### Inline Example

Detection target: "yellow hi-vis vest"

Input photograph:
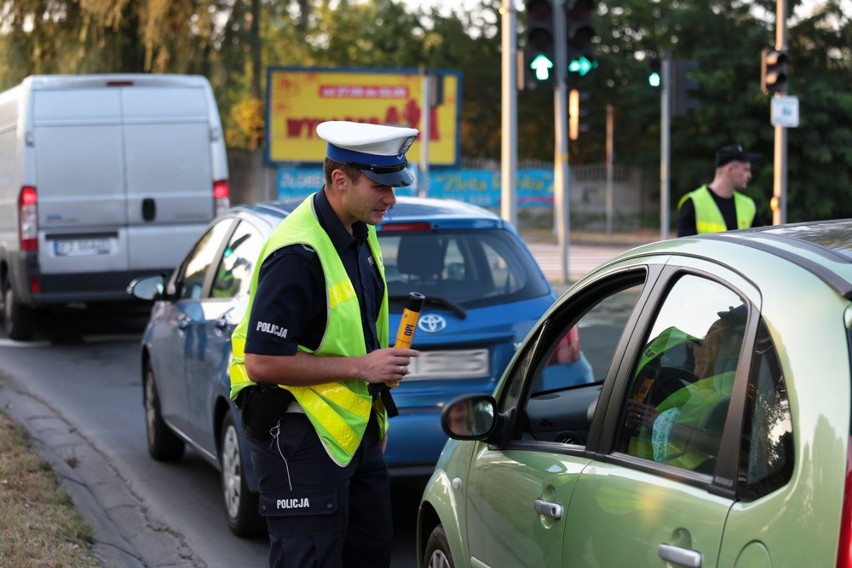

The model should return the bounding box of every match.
[677,185,756,234]
[630,371,734,471]
[228,194,390,467]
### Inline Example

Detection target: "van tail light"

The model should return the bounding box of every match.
[837,437,852,567]
[213,179,230,217]
[19,186,38,251]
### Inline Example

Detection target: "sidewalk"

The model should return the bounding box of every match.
[519,227,662,247]
[519,229,660,293]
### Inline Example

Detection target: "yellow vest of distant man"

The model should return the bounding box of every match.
[678,185,756,234]
[229,195,390,467]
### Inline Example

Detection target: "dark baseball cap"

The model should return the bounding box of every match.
[715,144,761,167]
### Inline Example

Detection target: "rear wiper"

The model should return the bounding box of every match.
[389,294,467,319]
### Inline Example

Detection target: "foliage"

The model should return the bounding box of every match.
[0,0,849,223]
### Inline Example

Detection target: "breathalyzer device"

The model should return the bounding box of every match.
[387,292,425,387]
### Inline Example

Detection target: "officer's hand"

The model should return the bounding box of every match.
[360,348,420,384]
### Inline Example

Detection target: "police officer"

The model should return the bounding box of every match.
[229,120,420,568]
[676,144,763,237]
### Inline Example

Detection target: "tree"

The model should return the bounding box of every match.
[0,0,849,224]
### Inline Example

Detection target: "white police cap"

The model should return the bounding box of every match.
[317,121,419,187]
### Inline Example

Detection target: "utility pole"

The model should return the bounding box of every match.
[419,70,431,198]
[773,0,788,225]
[605,104,614,234]
[660,54,671,240]
[501,0,518,227]
[553,0,571,285]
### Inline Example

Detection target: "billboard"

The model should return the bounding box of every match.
[265,67,461,166]
[276,166,556,208]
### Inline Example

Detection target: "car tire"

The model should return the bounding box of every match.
[143,361,185,461]
[3,282,36,341]
[220,410,264,537]
[424,524,455,568]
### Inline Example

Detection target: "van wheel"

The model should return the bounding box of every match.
[144,361,185,461]
[3,284,36,341]
[220,411,264,537]
[424,525,455,568]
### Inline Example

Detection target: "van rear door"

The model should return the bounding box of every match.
[122,84,215,271]
[33,86,131,276]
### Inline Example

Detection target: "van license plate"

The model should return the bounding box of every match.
[53,239,111,256]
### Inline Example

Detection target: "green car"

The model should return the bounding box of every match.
[418,219,852,568]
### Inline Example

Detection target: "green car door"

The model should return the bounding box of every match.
[464,447,592,567]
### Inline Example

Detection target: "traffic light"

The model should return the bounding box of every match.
[566,0,595,76]
[524,0,555,83]
[648,57,661,88]
[672,59,699,116]
[761,47,788,95]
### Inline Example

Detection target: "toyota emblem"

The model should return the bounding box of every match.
[418,314,446,333]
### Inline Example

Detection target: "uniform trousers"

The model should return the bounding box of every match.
[247,410,392,568]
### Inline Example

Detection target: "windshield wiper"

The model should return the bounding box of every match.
[389,294,467,319]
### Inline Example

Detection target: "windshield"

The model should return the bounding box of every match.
[378,229,551,309]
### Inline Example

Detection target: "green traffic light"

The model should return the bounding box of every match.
[647,56,662,88]
[648,72,661,87]
[530,53,554,81]
[568,55,597,77]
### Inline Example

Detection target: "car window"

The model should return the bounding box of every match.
[176,217,234,300]
[738,319,793,499]
[210,220,263,299]
[615,274,747,474]
[500,275,646,447]
[379,229,550,307]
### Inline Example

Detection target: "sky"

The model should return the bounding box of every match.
[404,0,489,17]
[405,0,851,22]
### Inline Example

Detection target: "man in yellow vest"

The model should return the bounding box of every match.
[229,121,420,567]
[676,144,763,237]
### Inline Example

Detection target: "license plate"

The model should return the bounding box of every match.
[407,348,490,380]
[53,238,112,256]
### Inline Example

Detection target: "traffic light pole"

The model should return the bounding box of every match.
[660,54,671,240]
[773,0,788,225]
[553,0,571,284]
[501,0,518,227]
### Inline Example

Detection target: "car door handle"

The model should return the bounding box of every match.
[533,499,563,520]
[657,544,702,568]
[215,307,236,330]
[177,315,191,330]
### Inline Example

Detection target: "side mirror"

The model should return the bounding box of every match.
[441,394,497,440]
[127,275,166,301]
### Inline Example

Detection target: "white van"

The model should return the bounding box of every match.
[0,74,230,340]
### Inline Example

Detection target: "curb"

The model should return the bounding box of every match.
[0,377,201,568]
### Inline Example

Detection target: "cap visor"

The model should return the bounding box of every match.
[745,152,761,162]
[362,168,415,187]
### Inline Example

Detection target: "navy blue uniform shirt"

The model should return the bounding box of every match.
[245,190,384,357]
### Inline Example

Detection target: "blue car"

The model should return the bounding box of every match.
[128,196,561,536]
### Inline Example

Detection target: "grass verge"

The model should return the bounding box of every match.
[0,409,100,567]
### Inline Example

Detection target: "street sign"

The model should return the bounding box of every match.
[771,95,799,128]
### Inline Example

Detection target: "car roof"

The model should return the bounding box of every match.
[229,195,510,231]
[610,218,852,301]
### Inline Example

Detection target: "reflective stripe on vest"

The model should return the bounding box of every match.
[228,194,389,466]
[677,185,756,234]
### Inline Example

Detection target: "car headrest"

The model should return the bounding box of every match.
[397,236,444,282]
